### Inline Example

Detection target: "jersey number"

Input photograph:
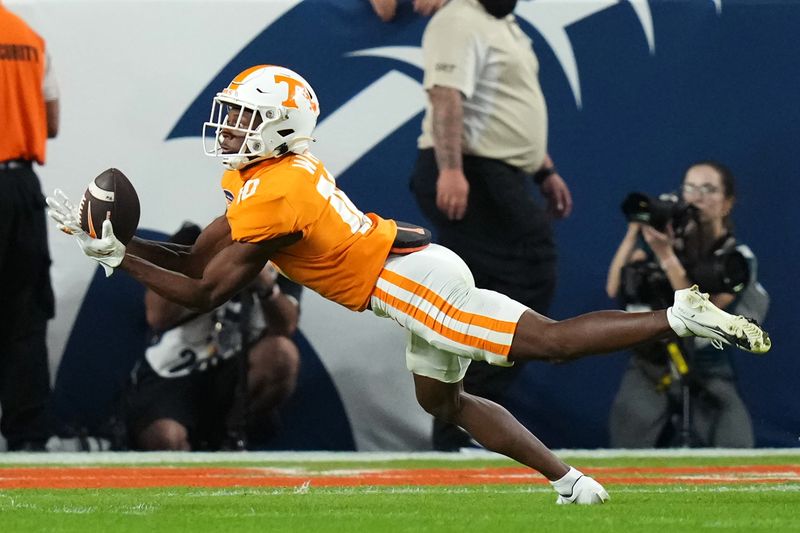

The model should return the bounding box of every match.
[316,169,371,235]
[238,178,260,203]
[236,157,372,235]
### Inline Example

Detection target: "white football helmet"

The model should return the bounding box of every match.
[203,65,320,170]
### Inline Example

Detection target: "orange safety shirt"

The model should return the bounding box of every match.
[0,6,48,164]
[221,152,397,311]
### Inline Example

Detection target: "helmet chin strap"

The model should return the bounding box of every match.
[286,136,315,154]
[222,155,252,170]
[221,135,316,169]
[221,136,272,170]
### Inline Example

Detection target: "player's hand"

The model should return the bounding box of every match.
[47,189,113,274]
[436,169,470,220]
[85,219,126,277]
[538,172,573,218]
[47,190,125,277]
[46,189,83,235]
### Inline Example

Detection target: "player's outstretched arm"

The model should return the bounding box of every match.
[121,233,298,312]
[126,215,232,276]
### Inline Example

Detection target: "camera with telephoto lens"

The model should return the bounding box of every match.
[619,260,673,309]
[617,191,750,308]
[693,245,750,294]
[619,250,750,309]
[621,192,697,232]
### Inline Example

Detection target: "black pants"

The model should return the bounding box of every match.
[608,343,754,448]
[410,149,557,450]
[0,165,55,450]
[124,356,245,451]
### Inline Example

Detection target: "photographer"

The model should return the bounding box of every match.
[606,161,766,448]
[124,222,301,451]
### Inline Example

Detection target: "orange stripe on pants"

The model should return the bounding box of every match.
[372,287,510,355]
[379,270,517,333]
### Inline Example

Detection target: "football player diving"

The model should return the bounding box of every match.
[46,65,771,504]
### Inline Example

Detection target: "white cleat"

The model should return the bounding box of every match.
[668,285,771,354]
[555,475,610,505]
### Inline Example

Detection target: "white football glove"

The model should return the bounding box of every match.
[46,189,126,277]
[46,188,82,235]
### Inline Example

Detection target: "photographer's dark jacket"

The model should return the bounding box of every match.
[621,233,767,378]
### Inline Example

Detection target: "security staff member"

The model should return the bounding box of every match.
[410,0,573,450]
[0,3,60,451]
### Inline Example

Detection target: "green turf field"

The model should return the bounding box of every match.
[1,451,798,532]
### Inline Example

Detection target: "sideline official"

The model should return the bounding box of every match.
[409,0,573,450]
[0,2,60,451]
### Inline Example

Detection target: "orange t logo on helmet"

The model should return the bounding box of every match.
[274,74,318,113]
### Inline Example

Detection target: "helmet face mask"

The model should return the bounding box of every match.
[203,65,320,170]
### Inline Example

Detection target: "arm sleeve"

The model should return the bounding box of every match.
[231,194,300,243]
[42,51,59,101]
[421,16,482,98]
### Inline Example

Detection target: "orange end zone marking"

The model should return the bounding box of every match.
[0,465,799,489]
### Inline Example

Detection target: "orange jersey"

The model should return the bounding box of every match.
[221,153,397,311]
[0,6,48,163]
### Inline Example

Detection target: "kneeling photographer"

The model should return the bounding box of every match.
[605,161,768,448]
[124,222,302,451]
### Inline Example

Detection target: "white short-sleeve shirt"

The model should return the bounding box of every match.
[43,51,59,101]
[417,0,548,174]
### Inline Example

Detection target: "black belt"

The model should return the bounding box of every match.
[0,159,32,170]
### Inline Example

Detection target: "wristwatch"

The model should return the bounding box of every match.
[533,166,556,185]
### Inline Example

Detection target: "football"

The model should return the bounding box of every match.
[79,168,140,245]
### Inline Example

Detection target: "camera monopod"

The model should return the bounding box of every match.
[666,342,691,447]
[656,341,691,446]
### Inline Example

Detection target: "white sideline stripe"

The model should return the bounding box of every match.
[1,448,800,464]
[253,485,800,495]
[3,487,797,503]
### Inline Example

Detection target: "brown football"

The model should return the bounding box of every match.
[78,168,140,245]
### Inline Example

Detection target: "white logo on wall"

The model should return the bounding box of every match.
[316,0,724,177]
[516,0,721,108]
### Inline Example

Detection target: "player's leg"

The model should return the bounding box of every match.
[509,284,771,361]
[413,373,608,504]
[508,307,671,362]
[401,332,607,504]
[374,245,663,366]
[375,245,769,366]
[432,361,524,451]
[431,245,556,451]
[414,373,566,477]
[373,247,609,502]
